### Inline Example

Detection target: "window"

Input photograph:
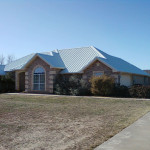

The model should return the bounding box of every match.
[93,71,104,77]
[33,67,45,90]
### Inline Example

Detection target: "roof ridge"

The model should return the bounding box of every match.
[58,46,92,52]
[90,46,106,59]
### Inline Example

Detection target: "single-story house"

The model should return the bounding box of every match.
[144,70,150,75]
[1,46,150,93]
[0,65,6,76]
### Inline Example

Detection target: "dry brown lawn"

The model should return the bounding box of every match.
[0,94,150,150]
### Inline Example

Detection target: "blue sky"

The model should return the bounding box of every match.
[0,0,150,69]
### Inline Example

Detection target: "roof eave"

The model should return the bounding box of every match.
[60,72,83,74]
[51,67,65,69]
[119,71,150,77]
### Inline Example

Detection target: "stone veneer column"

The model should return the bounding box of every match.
[49,70,57,93]
[25,71,29,92]
[15,71,20,91]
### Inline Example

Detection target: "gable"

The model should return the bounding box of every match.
[23,55,51,70]
[83,60,112,78]
[5,51,65,72]
[83,59,112,72]
[25,56,51,72]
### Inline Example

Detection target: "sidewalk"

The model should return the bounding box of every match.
[95,112,150,150]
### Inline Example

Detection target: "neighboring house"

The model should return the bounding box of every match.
[144,70,150,75]
[0,65,6,76]
[144,70,150,84]
[1,46,150,93]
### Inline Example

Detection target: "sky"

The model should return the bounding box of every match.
[0,0,150,69]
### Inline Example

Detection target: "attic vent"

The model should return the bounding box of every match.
[96,62,100,66]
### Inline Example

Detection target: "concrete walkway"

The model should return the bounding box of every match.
[95,112,150,150]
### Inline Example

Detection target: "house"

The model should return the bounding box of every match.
[144,70,150,75]
[0,65,6,76]
[1,46,150,93]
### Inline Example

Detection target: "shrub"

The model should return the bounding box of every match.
[0,76,15,93]
[129,85,150,98]
[79,79,91,96]
[54,75,91,96]
[114,85,130,97]
[90,75,115,96]
[54,74,150,98]
[54,75,70,95]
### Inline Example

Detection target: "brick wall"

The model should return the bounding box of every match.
[25,56,61,93]
[82,60,120,84]
[83,60,112,80]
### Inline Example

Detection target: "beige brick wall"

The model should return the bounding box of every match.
[15,71,25,91]
[83,60,113,80]
[82,60,120,84]
[25,56,61,93]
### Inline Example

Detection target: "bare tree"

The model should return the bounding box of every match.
[7,55,15,64]
[0,54,5,65]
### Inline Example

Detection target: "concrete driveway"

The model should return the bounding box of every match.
[95,112,150,150]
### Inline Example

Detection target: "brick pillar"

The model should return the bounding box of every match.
[25,72,29,92]
[49,71,57,93]
[15,71,20,91]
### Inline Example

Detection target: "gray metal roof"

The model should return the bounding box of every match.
[0,65,6,75]
[96,47,149,76]
[38,51,65,68]
[58,46,149,76]
[4,51,65,72]
[4,46,149,76]
[58,46,105,73]
[4,53,36,71]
